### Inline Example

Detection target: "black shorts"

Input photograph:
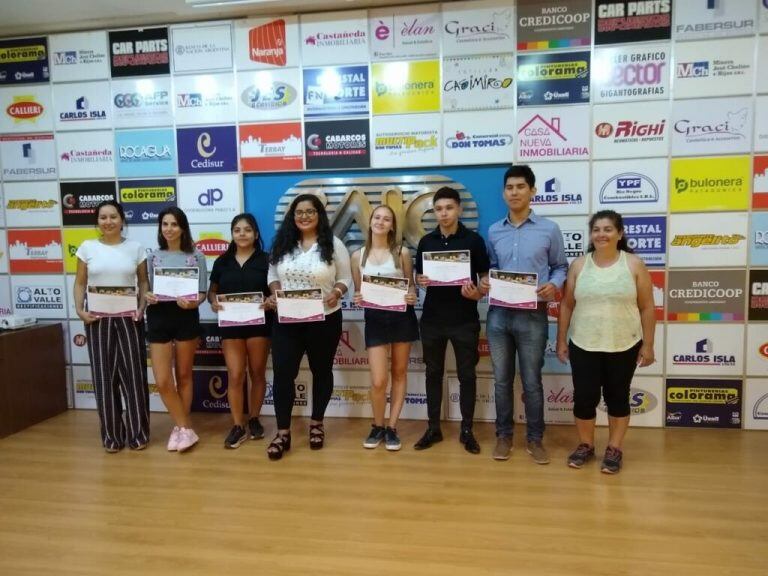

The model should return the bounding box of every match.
[218,313,274,340]
[364,306,419,348]
[146,302,201,343]
[568,340,642,419]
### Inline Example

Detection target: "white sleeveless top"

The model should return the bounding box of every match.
[570,251,642,352]
[360,247,402,277]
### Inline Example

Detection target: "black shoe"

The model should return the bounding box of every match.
[414,427,443,450]
[248,417,265,440]
[460,429,481,454]
[224,425,247,449]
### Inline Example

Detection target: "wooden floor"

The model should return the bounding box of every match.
[0,412,766,576]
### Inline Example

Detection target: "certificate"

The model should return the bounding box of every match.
[153,267,199,301]
[87,286,136,317]
[217,292,266,327]
[361,274,408,312]
[488,270,538,309]
[422,250,471,286]
[276,288,325,323]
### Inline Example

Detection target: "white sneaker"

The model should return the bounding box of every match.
[177,428,199,453]
[167,426,181,451]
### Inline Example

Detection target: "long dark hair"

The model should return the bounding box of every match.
[95,200,126,231]
[157,206,194,253]
[225,213,263,256]
[270,194,334,265]
[587,210,633,253]
[361,205,401,269]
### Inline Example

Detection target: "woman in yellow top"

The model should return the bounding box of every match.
[556,210,655,474]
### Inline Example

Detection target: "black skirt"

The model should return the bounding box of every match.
[364,306,419,348]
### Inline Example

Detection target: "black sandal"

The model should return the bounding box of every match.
[309,423,325,450]
[267,433,291,460]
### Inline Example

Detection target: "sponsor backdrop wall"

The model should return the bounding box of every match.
[1,0,768,430]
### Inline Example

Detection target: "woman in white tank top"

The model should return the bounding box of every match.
[556,210,656,474]
[351,205,419,451]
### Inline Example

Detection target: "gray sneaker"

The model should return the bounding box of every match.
[493,437,513,461]
[363,425,385,449]
[384,427,402,451]
[526,440,550,464]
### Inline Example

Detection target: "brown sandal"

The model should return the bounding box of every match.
[267,433,291,460]
[309,423,325,450]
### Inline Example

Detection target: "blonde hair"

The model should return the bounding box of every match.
[361,205,401,269]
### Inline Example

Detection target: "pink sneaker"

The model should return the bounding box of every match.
[167,426,181,451]
[177,428,199,453]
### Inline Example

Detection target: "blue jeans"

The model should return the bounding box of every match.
[487,306,548,441]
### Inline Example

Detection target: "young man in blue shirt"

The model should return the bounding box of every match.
[480,165,568,464]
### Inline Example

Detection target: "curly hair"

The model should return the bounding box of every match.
[270,194,335,265]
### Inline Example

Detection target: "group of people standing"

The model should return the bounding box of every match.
[74,164,655,473]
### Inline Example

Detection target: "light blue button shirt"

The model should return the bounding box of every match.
[486,210,568,294]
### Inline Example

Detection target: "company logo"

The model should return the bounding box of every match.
[597,0,672,32]
[444,10,512,40]
[241,82,296,110]
[304,30,367,48]
[119,144,171,161]
[59,147,113,163]
[518,60,588,81]
[517,114,587,159]
[73,333,86,347]
[0,43,46,63]
[752,282,768,311]
[306,133,321,151]
[445,130,512,149]
[113,91,168,108]
[198,188,222,206]
[374,21,391,41]
[375,80,435,97]
[195,235,229,257]
[531,177,583,206]
[672,338,736,366]
[14,285,63,310]
[6,199,57,211]
[674,175,744,194]
[374,131,438,151]
[111,37,169,68]
[443,75,513,92]
[599,173,659,204]
[241,130,303,160]
[176,93,202,108]
[249,19,287,66]
[674,108,748,140]
[59,96,107,122]
[595,120,666,141]
[562,230,585,259]
[196,132,216,158]
[668,280,743,299]
[670,234,745,248]
[753,392,768,420]
[6,96,43,122]
[599,388,658,415]
[677,61,709,78]
[667,386,740,405]
[53,51,77,65]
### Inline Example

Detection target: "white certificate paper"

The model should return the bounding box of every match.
[87,286,136,317]
[276,288,325,323]
[488,270,538,309]
[361,274,408,312]
[422,250,471,286]
[217,292,266,327]
[154,267,199,301]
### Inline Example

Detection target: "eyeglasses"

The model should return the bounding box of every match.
[294,209,318,218]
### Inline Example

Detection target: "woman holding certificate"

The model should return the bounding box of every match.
[556,210,655,474]
[208,213,272,449]
[145,207,207,453]
[265,194,351,460]
[74,200,150,453]
[351,206,418,451]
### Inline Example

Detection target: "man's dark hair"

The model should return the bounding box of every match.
[503,164,536,188]
[432,186,461,205]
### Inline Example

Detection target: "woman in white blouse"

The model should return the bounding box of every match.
[265,194,351,460]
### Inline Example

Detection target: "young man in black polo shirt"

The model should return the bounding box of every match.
[414,186,490,454]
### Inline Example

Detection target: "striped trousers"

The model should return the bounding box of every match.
[86,317,150,450]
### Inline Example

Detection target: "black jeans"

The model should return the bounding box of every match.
[271,310,343,430]
[420,318,480,430]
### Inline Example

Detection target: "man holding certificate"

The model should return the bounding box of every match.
[414,186,490,455]
[479,165,568,464]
